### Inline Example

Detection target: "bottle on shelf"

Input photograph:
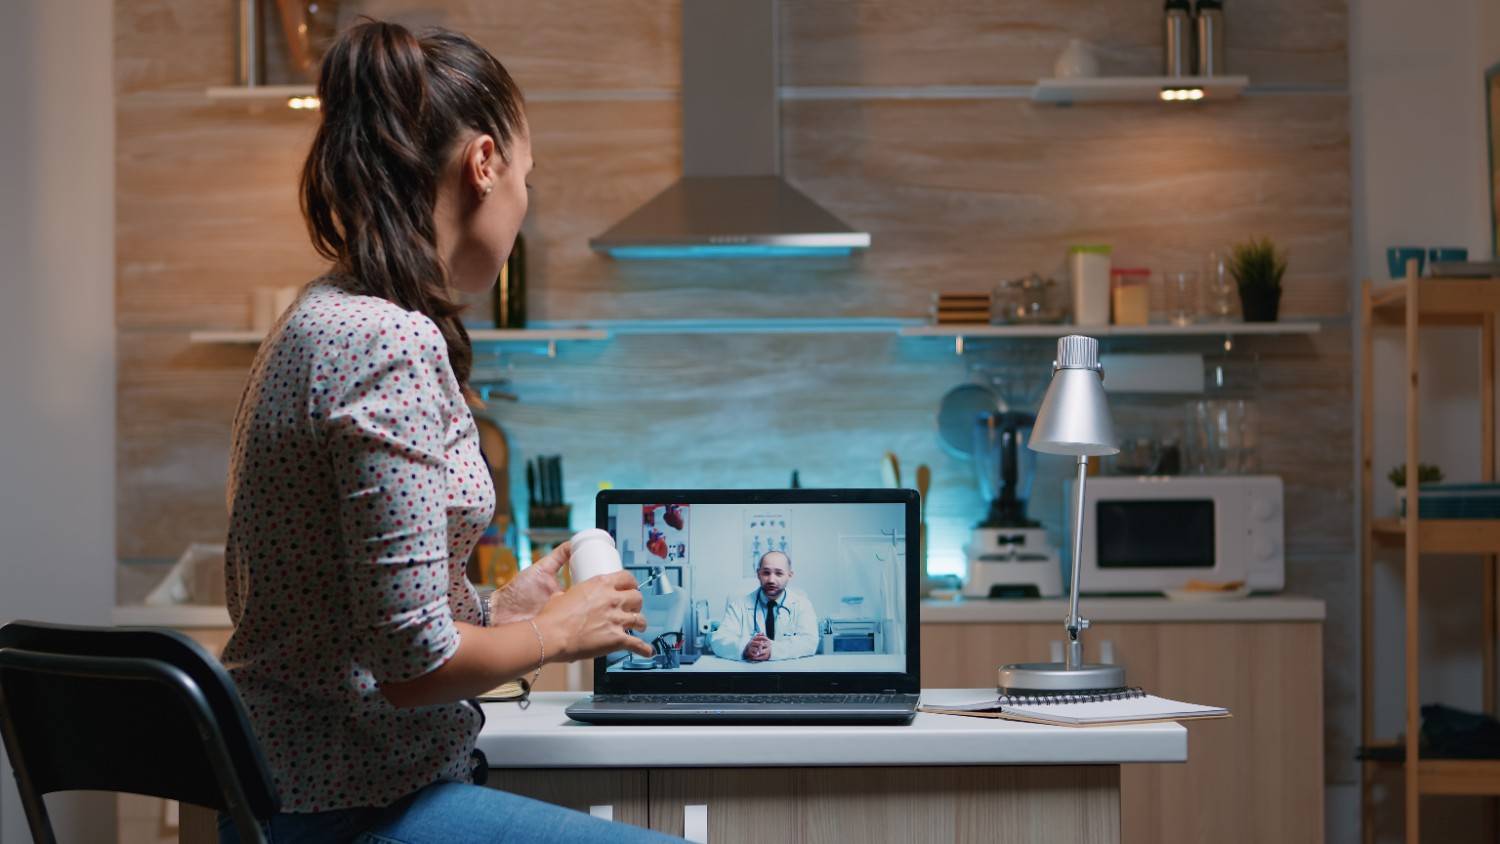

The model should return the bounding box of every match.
[1195,0,1226,77]
[1163,0,1194,76]
[493,231,527,329]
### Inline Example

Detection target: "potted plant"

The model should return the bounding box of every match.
[1229,236,1287,322]
[1389,463,1445,517]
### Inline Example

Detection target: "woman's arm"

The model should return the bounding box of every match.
[381,570,653,708]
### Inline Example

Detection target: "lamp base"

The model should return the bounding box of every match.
[997,662,1127,694]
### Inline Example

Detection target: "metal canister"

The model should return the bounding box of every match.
[1196,0,1226,76]
[1163,0,1194,77]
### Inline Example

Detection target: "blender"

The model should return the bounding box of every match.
[963,410,1063,598]
[938,351,1061,599]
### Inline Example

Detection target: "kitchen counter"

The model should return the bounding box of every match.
[117,595,1324,630]
[475,689,1185,768]
[921,594,1325,623]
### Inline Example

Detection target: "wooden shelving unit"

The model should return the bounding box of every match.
[1359,264,1500,842]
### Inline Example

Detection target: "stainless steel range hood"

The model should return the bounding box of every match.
[589,0,870,259]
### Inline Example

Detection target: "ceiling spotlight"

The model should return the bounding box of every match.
[1160,87,1205,102]
[287,96,321,110]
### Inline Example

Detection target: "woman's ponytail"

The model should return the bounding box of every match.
[300,20,525,387]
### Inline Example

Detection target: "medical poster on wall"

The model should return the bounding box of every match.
[643,504,690,564]
[745,510,791,575]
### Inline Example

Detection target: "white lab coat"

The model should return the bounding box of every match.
[711,587,820,661]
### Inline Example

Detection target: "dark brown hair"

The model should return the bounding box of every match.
[300,20,525,386]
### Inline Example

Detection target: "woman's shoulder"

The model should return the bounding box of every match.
[294,278,446,355]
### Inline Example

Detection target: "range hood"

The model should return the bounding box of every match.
[589,0,871,259]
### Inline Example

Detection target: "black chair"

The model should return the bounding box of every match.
[0,620,279,843]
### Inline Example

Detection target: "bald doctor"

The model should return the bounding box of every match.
[711,551,820,661]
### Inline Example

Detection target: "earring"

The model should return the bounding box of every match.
[482,185,493,198]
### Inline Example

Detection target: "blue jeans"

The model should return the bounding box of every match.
[218,780,682,844]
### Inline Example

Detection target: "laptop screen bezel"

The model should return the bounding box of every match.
[591,488,921,695]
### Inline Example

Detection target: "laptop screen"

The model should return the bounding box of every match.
[594,490,918,691]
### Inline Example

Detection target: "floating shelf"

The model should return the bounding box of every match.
[189,328,608,345]
[1031,75,1248,104]
[192,319,1321,347]
[1370,517,1500,554]
[205,85,315,101]
[899,321,1322,339]
[578,317,919,336]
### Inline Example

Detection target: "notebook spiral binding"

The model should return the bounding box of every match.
[995,687,1147,707]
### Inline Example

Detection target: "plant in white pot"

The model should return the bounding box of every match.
[1389,463,1445,517]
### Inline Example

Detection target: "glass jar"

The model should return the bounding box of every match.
[991,274,1063,325]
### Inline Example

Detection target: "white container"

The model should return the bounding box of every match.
[1069,245,1112,327]
[1053,39,1098,79]
[569,528,623,582]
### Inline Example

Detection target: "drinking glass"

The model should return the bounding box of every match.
[1162,271,1201,326]
[1202,249,1238,321]
[1186,399,1260,474]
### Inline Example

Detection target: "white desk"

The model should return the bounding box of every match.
[462,690,1183,843]
[477,689,1183,767]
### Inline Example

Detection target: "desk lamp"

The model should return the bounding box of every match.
[998,336,1126,693]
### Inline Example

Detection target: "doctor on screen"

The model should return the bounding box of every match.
[711,551,820,661]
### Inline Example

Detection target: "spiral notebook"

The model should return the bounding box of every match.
[919,687,1230,727]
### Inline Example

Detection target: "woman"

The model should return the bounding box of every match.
[219,20,673,843]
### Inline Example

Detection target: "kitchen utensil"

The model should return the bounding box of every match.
[991,274,1063,325]
[881,452,901,488]
[915,464,931,517]
[937,381,1003,458]
[1165,584,1252,601]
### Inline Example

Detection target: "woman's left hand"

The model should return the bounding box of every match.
[488,541,569,625]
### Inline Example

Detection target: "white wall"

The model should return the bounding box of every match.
[1352,0,1499,841]
[0,1,117,841]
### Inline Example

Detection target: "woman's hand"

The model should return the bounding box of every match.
[535,570,653,662]
[488,542,569,625]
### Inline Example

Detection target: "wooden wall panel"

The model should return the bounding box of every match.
[117,96,321,329]
[782,0,1348,88]
[360,0,680,93]
[782,95,1351,319]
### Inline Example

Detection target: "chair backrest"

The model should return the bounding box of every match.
[0,620,279,842]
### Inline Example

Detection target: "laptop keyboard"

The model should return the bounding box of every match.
[600,693,906,705]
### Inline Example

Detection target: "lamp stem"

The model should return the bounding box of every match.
[1066,454,1089,670]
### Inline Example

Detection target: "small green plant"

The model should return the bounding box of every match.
[1229,236,1287,295]
[1388,464,1445,487]
[1229,236,1288,321]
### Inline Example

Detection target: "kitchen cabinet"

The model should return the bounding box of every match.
[645,766,1118,843]
[484,769,648,829]
[921,619,1324,844]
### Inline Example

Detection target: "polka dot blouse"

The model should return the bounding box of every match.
[221,278,495,813]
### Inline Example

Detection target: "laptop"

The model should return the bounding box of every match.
[564,489,921,724]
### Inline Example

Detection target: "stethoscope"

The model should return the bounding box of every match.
[750,590,795,637]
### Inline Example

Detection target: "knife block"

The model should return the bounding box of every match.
[528,503,572,530]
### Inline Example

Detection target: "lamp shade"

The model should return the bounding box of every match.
[1028,336,1119,457]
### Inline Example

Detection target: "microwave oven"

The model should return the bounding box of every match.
[1065,475,1284,593]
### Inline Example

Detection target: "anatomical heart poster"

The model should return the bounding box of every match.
[642,504,690,564]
